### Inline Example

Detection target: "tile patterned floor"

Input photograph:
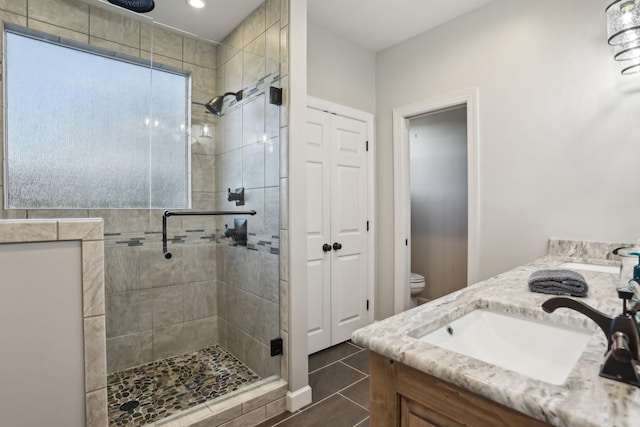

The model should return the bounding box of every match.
[257,341,370,427]
[107,345,261,426]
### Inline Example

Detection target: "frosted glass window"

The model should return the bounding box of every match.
[4,27,190,209]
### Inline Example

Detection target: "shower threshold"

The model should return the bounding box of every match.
[107,344,262,426]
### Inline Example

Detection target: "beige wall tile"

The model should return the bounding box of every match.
[85,388,108,427]
[279,126,288,179]
[183,62,216,104]
[192,153,216,193]
[90,37,140,57]
[243,50,266,89]
[58,218,103,241]
[106,333,141,374]
[140,49,182,69]
[89,6,140,48]
[28,0,89,33]
[0,0,26,15]
[184,37,217,69]
[266,24,279,63]
[243,3,265,47]
[280,330,288,382]
[84,315,107,392]
[265,0,281,29]
[141,24,183,61]
[225,52,243,94]
[0,220,57,243]
[279,280,288,333]
[279,75,289,128]
[244,33,265,57]
[105,245,140,294]
[27,18,88,43]
[279,229,288,281]
[280,0,289,28]
[82,240,105,317]
[279,25,288,78]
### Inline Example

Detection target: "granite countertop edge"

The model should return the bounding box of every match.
[352,255,640,427]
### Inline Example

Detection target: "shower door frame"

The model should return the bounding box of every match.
[392,88,480,315]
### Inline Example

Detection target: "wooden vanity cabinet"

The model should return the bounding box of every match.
[370,351,552,427]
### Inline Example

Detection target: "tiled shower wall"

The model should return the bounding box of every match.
[213,0,285,379]
[0,0,290,381]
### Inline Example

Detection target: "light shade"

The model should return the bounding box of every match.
[614,39,640,60]
[606,0,640,45]
[622,62,640,74]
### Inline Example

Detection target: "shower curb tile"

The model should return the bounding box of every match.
[86,387,108,427]
[241,380,287,413]
[266,396,287,419]
[219,406,266,427]
[197,401,242,426]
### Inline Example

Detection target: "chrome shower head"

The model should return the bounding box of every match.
[107,0,155,13]
[205,90,243,116]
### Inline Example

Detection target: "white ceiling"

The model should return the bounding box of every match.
[84,0,495,51]
[308,0,496,52]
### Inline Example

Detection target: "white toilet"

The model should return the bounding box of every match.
[409,272,426,308]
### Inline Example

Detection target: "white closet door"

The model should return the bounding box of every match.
[306,107,370,354]
[306,108,332,354]
[329,115,369,344]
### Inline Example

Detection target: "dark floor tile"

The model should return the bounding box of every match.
[275,395,368,427]
[309,362,366,404]
[255,410,297,427]
[342,349,370,374]
[355,417,369,427]
[309,342,361,372]
[340,377,369,410]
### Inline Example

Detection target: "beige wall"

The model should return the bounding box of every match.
[374,0,640,318]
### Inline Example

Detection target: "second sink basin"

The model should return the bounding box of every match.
[558,262,619,274]
[418,309,593,385]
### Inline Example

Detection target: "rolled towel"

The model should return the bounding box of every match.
[528,269,588,297]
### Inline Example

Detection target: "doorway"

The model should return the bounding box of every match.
[409,107,468,303]
[392,89,479,314]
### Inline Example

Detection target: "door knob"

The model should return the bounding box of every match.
[333,242,342,250]
[322,243,332,252]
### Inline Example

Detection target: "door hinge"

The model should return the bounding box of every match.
[366,220,369,231]
[405,239,408,246]
[270,338,283,357]
[366,299,370,311]
[366,140,369,151]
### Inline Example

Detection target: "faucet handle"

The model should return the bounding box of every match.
[619,288,636,315]
[619,288,635,300]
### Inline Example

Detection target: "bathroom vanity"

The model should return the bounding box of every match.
[353,243,640,427]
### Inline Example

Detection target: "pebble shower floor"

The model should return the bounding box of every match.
[107,345,262,426]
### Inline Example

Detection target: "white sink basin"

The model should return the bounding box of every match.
[418,309,593,385]
[558,262,619,274]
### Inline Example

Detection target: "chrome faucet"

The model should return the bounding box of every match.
[542,289,640,387]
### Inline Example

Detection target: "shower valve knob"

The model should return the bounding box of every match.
[333,242,342,250]
[322,243,332,252]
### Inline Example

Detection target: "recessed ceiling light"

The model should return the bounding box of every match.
[186,0,207,9]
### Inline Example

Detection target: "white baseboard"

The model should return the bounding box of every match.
[286,386,312,412]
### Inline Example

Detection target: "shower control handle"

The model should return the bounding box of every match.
[333,242,342,251]
[322,243,332,252]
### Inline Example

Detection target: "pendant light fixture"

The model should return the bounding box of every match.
[607,0,640,74]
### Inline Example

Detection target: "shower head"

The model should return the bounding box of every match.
[205,90,243,116]
[107,0,155,13]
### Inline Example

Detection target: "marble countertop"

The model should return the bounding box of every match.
[352,255,640,427]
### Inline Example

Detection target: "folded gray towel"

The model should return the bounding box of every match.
[528,269,588,297]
